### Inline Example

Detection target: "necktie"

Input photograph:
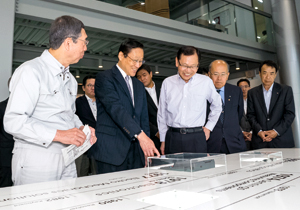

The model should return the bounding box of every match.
[125,75,133,104]
[217,89,224,124]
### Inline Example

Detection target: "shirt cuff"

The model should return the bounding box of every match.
[273,129,280,136]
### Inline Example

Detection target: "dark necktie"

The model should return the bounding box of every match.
[125,75,133,104]
[217,89,224,124]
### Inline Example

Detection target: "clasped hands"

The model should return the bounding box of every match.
[258,130,278,142]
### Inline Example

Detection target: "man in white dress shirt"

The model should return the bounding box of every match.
[4,16,97,185]
[157,46,222,155]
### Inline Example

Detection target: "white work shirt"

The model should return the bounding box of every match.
[157,73,222,142]
[85,94,97,120]
[116,64,134,106]
[4,50,83,153]
[244,99,247,114]
[145,82,158,107]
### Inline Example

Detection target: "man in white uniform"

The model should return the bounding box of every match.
[4,15,97,185]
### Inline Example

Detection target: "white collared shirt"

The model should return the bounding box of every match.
[145,81,158,107]
[244,99,247,114]
[85,94,97,120]
[262,83,274,113]
[116,64,134,106]
[157,73,222,142]
[4,50,83,153]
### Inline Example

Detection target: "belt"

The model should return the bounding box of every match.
[169,126,203,134]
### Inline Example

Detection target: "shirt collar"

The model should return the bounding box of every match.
[40,50,69,76]
[116,64,128,79]
[177,73,194,83]
[85,94,93,102]
[145,81,155,90]
[262,83,274,93]
[217,85,225,92]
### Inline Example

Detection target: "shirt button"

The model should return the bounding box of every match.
[133,115,135,118]
[267,118,270,121]
[43,143,45,145]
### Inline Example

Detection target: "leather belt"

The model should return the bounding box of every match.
[169,126,203,134]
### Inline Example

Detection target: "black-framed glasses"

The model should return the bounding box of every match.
[178,61,199,71]
[126,55,145,65]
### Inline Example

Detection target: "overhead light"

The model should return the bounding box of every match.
[78,83,83,86]
[257,36,261,39]
[258,0,263,3]
[76,70,80,78]
[255,7,258,9]
[155,66,159,74]
[139,1,145,5]
[98,59,103,68]
[236,62,240,70]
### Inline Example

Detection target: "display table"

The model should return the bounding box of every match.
[1,148,300,209]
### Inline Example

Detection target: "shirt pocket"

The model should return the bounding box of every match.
[192,94,206,112]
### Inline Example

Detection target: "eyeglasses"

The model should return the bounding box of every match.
[239,85,250,89]
[86,84,94,88]
[126,55,145,65]
[77,38,89,46]
[178,61,199,71]
[211,73,229,77]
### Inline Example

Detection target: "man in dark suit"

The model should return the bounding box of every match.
[136,64,161,153]
[247,60,295,149]
[207,60,246,154]
[90,39,160,174]
[237,78,252,150]
[75,75,97,177]
[0,78,14,188]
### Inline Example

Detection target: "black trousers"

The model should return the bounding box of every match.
[0,166,13,188]
[95,140,144,174]
[165,128,207,154]
[220,138,230,154]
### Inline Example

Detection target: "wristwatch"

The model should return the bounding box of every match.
[134,130,143,139]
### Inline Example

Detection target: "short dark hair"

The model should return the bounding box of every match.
[83,75,96,87]
[49,15,85,50]
[262,30,267,36]
[176,46,201,63]
[259,60,278,72]
[118,38,144,57]
[237,78,250,87]
[136,64,151,76]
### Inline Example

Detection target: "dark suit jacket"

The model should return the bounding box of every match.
[0,98,14,167]
[207,83,246,153]
[145,84,161,152]
[90,65,150,166]
[247,82,295,148]
[75,95,96,129]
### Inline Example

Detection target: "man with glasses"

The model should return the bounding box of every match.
[90,39,160,174]
[237,78,252,150]
[4,16,97,185]
[207,60,246,154]
[75,75,97,177]
[157,46,222,154]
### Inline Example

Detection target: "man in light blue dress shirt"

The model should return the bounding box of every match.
[157,46,222,155]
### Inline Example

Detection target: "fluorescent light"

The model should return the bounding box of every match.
[255,7,258,9]
[76,70,80,78]
[140,2,145,5]
[257,36,261,39]
[98,59,103,68]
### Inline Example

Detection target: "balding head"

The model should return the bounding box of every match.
[208,60,230,89]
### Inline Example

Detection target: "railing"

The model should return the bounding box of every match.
[97,0,274,46]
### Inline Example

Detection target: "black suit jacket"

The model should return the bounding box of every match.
[0,98,14,167]
[75,95,96,129]
[240,110,252,150]
[145,84,161,152]
[247,82,295,148]
[207,83,246,153]
[90,65,150,166]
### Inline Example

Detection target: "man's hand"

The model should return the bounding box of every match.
[160,142,165,155]
[258,131,272,142]
[137,131,160,157]
[243,131,252,141]
[53,127,86,147]
[265,130,278,140]
[86,126,97,145]
[203,127,210,141]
